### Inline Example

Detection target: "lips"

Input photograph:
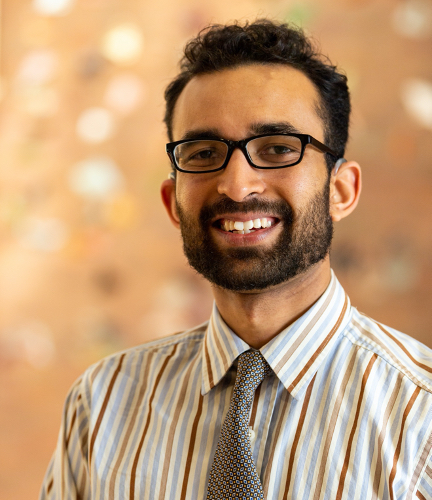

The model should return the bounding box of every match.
[201,197,288,239]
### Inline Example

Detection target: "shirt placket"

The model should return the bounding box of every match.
[249,374,280,476]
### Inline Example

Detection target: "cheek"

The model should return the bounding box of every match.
[176,179,205,217]
[273,163,329,214]
[272,169,318,205]
[176,168,219,198]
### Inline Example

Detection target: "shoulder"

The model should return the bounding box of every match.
[344,308,432,393]
[74,322,208,405]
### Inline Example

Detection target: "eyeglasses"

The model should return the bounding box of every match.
[166,133,339,174]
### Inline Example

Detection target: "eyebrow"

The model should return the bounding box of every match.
[180,129,223,141]
[250,121,303,135]
[179,122,304,142]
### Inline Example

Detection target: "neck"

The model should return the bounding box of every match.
[211,258,332,349]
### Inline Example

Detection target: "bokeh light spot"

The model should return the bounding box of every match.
[69,156,125,199]
[401,78,432,129]
[392,0,432,38]
[76,107,115,143]
[16,217,69,252]
[33,0,75,16]
[17,49,58,86]
[101,24,144,65]
[104,74,146,114]
[3,320,56,369]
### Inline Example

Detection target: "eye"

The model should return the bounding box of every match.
[188,148,219,161]
[262,145,294,155]
[257,142,301,161]
[174,140,228,171]
[248,135,303,166]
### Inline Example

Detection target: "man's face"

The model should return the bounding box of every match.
[168,64,333,292]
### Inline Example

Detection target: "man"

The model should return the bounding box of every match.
[41,20,432,500]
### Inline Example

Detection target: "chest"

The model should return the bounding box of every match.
[89,360,426,500]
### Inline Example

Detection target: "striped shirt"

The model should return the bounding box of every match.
[40,272,432,500]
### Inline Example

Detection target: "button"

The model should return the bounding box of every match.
[248,427,256,443]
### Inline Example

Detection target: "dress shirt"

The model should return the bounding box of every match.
[40,272,432,500]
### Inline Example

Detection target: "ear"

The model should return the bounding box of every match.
[161,176,180,228]
[329,161,362,222]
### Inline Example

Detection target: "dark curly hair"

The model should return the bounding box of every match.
[164,19,350,171]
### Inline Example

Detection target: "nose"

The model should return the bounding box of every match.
[216,148,266,202]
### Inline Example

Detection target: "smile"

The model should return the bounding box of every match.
[217,217,276,234]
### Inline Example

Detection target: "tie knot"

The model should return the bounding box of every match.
[235,350,272,395]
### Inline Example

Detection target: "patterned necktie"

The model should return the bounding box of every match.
[206,349,272,500]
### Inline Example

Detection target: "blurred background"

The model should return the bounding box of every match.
[0,0,432,497]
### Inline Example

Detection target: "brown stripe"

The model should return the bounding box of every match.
[312,347,358,500]
[204,333,214,388]
[288,295,348,394]
[212,320,229,375]
[335,354,378,500]
[130,344,178,500]
[65,395,81,448]
[47,478,54,494]
[416,491,427,500]
[389,386,421,500]
[262,392,291,497]
[249,383,262,429]
[407,431,432,500]
[81,427,89,455]
[78,470,87,500]
[282,374,317,500]
[376,323,432,374]
[89,354,126,466]
[108,351,155,499]
[371,372,404,500]
[353,319,431,394]
[274,279,337,374]
[180,393,204,500]
[159,357,198,499]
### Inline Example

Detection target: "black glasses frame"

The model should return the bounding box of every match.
[166,133,339,174]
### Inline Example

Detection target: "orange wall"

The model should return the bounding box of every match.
[1,0,432,497]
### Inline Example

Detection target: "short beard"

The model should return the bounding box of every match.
[176,183,333,292]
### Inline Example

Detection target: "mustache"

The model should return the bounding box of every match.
[199,197,294,225]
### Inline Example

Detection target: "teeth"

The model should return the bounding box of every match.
[221,217,274,232]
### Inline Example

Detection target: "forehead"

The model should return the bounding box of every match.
[172,64,325,142]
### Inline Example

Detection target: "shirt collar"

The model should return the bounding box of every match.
[201,271,352,399]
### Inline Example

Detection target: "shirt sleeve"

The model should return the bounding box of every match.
[39,376,91,500]
[416,452,432,500]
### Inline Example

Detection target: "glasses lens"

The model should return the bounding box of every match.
[174,140,228,172]
[247,135,303,167]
